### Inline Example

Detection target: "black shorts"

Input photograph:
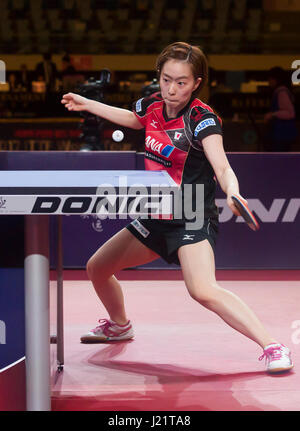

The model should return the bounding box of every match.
[126,217,218,266]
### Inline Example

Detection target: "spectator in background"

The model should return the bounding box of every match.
[19,64,31,92]
[35,53,58,92]
[264,67,298,152]
[61,54,77,78]
[7,73,21,92]
[61,54,84,92]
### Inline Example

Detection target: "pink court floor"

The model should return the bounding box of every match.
[51,270,300,411]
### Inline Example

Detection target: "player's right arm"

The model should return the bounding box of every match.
[61,92,144,130]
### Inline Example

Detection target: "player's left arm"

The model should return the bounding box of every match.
[202,134,242,215]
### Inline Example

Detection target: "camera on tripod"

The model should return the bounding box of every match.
[77,69,111,151]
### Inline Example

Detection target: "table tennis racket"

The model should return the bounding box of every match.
[231,195,259,231]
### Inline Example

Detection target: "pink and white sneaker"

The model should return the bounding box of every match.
[80,319,134,343]
[259,343,293,373]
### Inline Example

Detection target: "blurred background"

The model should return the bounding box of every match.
[0,0,299,152]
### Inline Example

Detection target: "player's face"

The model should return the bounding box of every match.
[160,59,201,117]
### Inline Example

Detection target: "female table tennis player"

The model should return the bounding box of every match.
[61,42,293,373]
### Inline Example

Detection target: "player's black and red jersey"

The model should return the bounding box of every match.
[132,92,222,220]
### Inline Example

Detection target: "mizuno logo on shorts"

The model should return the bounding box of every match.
[182,234,195,240]
[194,118,216,137]
[131,219,150,238]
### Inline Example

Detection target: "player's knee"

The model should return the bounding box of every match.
[86,256,108,282]
[86,257,95,281]
[188,281,220,307]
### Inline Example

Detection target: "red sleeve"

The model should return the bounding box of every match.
[132,93,163,128]
[132,107,146,127]
[132,97,148,127]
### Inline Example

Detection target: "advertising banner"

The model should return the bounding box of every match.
[1,151,299,269]
[0,268,26,411]
[59,153,300,270]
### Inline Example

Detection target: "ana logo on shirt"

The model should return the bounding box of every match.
[145,135,174,158]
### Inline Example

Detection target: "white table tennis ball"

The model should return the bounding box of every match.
[112,130,124,142]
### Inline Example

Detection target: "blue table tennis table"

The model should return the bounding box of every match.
[0,170,177,411]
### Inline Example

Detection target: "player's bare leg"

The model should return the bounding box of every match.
[178,240,277,349]
[86,228,159,325]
